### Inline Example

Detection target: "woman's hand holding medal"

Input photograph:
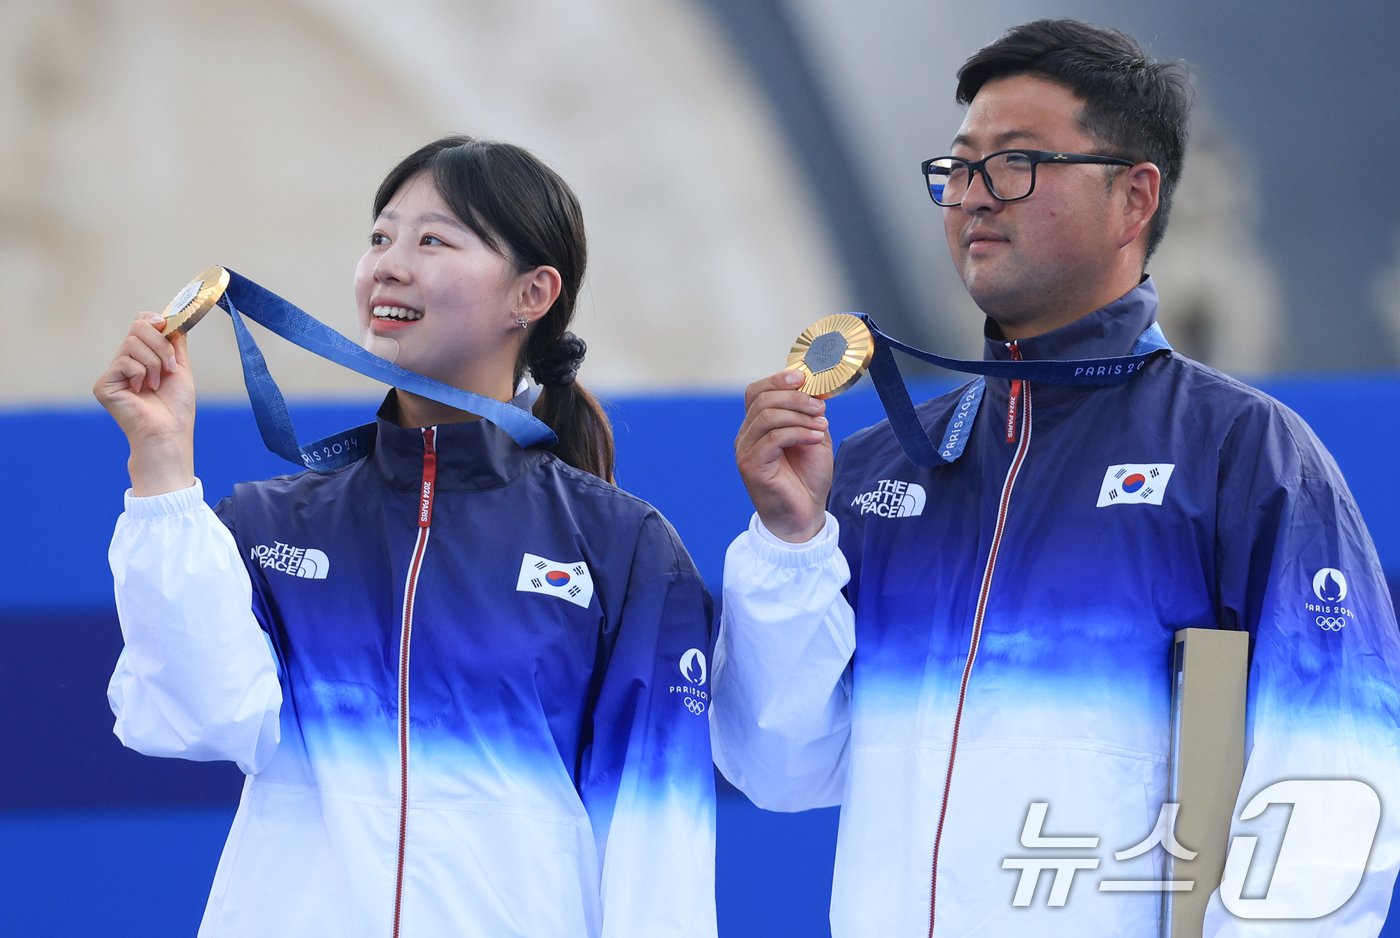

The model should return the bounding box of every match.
[91,269,228,496]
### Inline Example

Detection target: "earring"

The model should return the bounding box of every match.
[515,316,529,330]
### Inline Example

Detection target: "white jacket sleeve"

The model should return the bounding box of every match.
[107,480,282,774]
[709,512,855,811]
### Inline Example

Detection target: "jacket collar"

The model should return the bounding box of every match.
[370,391,548,492]
[982,277,1160,363]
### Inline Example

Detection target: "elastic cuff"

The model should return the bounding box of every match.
[743,512,841,567]
[122,479,207,518]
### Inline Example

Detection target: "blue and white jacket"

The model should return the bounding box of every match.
[712,280,1400,936]
[108,401,717,937]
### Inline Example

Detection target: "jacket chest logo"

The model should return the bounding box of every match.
[516,553,594,608]
[250,541,330,579]
[850,479,927,518]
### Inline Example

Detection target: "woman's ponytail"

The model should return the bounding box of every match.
[527,331,615,483]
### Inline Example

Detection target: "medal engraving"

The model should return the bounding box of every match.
[786,313,874,398]
[804,332,849,374]
[161,265,230,334]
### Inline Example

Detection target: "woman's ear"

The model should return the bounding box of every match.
[513,265,563,327]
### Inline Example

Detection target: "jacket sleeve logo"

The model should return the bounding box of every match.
[670,648,709,715]
[516,553,594,608]
[1096,464,1175,507]
[1305,567,1355,631]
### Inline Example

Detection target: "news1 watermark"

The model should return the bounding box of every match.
[1001,779,1381,919]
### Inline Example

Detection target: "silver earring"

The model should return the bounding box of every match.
[515,316,529,330]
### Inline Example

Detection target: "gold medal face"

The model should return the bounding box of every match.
[161,266,230,334]
[785,313,874,398]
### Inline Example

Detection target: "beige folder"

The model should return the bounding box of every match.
[1163,627,1249,938]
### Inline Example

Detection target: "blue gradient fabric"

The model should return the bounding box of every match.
[107,401,717,937]
[712,280,1400,936]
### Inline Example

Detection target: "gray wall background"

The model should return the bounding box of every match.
[705,0,1400,374]
[2,0,1397,412]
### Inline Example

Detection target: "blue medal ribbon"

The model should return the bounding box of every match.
[856,313,1171,468]
[214,269,557,473]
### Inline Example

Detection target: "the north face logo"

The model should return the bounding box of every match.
[850,480,926,518]
[250,542,330,579]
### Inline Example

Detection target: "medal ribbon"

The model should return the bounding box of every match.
[857,313,1171,467]
[214,268,556,473]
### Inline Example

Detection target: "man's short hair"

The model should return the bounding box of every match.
[956,18,1192,260]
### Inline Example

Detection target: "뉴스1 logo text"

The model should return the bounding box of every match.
[1002,779,1379,919]
[851,479,926,518]
[251,542,330,579]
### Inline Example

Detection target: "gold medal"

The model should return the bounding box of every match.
[161,266,230,334]
[785,313,874,398]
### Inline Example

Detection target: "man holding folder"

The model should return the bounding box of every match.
[712,17,1400,936]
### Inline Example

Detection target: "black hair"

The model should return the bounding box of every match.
[956,18,1192,260]
[373,135,615,482]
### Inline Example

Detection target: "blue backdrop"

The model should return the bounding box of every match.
[3,376,1398,936]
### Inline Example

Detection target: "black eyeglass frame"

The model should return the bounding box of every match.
[921,149,1136,206]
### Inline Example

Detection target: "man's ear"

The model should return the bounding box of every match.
[1119,162,1162,250]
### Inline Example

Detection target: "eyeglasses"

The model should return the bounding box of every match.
[921,149,1135,206]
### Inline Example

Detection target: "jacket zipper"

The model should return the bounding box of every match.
[1005,341,1022,443]
[392,427,437,938]
[927,377,1033,937]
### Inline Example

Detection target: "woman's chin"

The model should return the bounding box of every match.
[361,327,400,364]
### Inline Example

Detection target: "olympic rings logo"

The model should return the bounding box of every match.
[683,697,707,716]
[1316,616,1347,631]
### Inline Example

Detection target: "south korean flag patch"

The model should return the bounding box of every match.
[1096,463,1175,507]
[516,553,594,608]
